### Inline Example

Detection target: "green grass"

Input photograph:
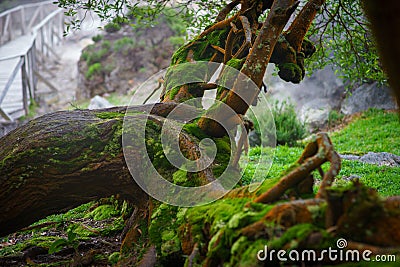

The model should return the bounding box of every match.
[330,109,400,155]
[244,109,400,197]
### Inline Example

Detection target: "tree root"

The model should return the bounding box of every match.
[254,133,340,204]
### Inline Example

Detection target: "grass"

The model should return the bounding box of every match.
[330,109,400,155]
[243,108,400,197]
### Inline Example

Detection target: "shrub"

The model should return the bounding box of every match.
[250,100,306,147]
[272,100,306,146]
[113,37,136,54]
[85,63,102,79]
[104,22,121,33]
[92,34,103,42]
[101,40,111,49]
[86,47,110,65]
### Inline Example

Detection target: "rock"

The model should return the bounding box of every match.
[341,82,398,115]
[88,95,113,109]
[299,100,331,132]
[267,65,345,132]
[340,152,400,167]
[342,174,361,181]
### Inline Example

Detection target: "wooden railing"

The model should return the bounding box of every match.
[0,1,58,45]
[0,2,65,121]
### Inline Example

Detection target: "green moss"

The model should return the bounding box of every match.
[108,251,120,264]
[182,122,208,140]
[85,204,120,220]
[102,120,123,158]
[277,63,303,83]
[268,223,317,249]
[95,111,125,119]
[226,58,245,70]
[149,204,187,263]
[168,86,181,99]
[173,169,188,184]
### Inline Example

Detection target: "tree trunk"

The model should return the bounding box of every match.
[0,103,222,236]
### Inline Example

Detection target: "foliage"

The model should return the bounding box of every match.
[92,34,103,43]
[48,226,79,254]
[81,44,110,66]
[55,0,227,35]
[250,100,306,147]
[55,0,385,89]
[85,62,102,79]
[113,37,136,54]
[307,0,386,88]
[104,22,122,33]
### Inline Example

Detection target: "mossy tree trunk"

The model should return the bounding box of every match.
[0,103,223,237]
[0,108,143,236]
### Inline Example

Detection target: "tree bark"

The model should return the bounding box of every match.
[0,108,142,236]
[0,103,220,237]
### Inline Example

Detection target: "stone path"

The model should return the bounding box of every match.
[340,152,400,167]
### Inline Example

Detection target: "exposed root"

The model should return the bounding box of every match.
[253,133,340,204]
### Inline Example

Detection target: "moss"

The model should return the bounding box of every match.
[102,120,123,158]
[226,58,245,70]
[164,62,208,93]
[95,111,125,119]
[145,120,176,173]
[108,251,120,264]
[149,204,187,263]
[301,37,316,58]
[173,169,188,185]
[168,86,181,100]
[268,223,317,249]
[277,63,303,83]
[182,122,208,140]
[85,204,120,220]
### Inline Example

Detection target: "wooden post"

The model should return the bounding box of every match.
[27,46,35,100]
[32,40,39,101]
[20,7,26,35]
[4,14,10,42]
[0,16,4,44]
[21,57,29,115]
[40,27,45,56]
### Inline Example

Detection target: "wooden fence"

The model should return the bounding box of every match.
[0,1,64,121]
